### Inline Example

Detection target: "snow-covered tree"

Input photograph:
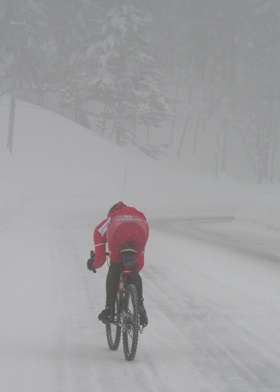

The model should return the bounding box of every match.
[85,4,169,145]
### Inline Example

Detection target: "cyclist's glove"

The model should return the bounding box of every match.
[87,251,96,273]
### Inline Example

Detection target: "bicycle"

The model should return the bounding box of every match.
[89,249,143,361]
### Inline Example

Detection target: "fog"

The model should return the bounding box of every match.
[1,0,280,183]
[1,2,280,390]
[1,93,280,391]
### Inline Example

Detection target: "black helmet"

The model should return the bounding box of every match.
[107,201,126,217]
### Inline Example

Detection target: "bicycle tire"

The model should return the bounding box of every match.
[122,284,139,361]
[106,295,121,350]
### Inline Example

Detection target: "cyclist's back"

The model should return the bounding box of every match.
[107,206,149,269]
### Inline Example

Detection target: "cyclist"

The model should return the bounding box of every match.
[87,201,149,327]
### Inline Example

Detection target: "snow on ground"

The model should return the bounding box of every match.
[1,96,280,391]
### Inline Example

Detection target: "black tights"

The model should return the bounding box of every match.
[105,262,143,307]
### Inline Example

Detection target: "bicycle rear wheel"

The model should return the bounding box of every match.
[106,296,121,350]
[122,284,139,361]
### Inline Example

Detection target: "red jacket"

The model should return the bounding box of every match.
[93,206,149,271]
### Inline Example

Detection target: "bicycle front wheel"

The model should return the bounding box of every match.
[106,296,121,350]
[122,284,139,361]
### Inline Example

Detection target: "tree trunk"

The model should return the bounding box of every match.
[193,112,201,155]
[221,124,228,173]
[170,71,181,146]
[177,116,189,157]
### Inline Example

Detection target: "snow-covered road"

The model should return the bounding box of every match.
[1,212,280,392]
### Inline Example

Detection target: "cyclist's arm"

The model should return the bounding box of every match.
[93,219,108,269]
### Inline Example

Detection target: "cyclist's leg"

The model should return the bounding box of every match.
[99,262,121,321]
[130,271,143,299]
[106,262,122,306]
[130,272,148,327]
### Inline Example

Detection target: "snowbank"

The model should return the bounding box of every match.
[1,95,280,236]
[234,194,280,233]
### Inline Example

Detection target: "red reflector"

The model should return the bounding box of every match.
[123,270,133,274]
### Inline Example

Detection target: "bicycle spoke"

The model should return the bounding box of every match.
[122,284,139,361]
[106,297,121,350]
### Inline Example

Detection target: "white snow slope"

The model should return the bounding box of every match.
[1,96,280,391]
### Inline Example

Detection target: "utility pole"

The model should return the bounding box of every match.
[7,1,23,154]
